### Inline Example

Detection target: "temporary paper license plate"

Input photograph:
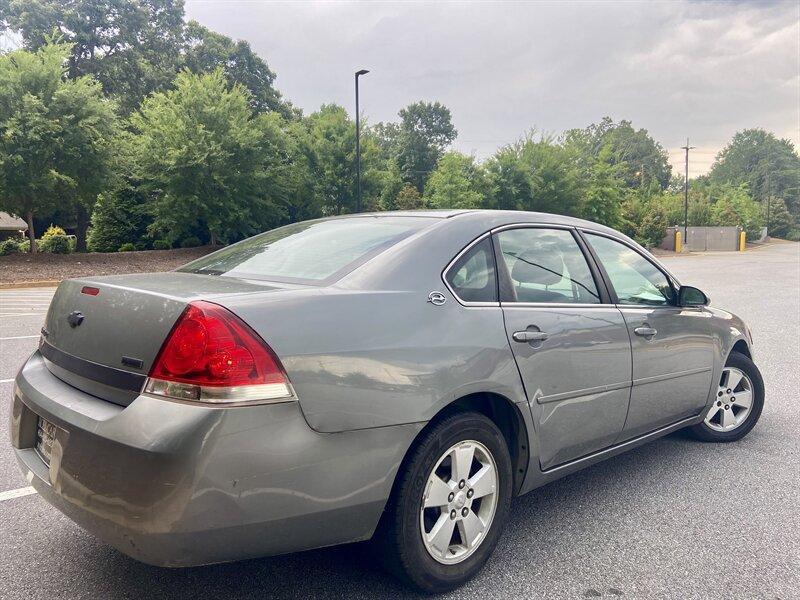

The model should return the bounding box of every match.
[35,416,58,466]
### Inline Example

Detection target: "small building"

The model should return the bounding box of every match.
[0,211,28,241]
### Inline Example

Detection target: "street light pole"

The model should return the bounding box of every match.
[680,138,695,242]
[355,69,369,213]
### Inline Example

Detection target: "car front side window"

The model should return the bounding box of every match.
[585,233,675,306]
[494,228,600,304]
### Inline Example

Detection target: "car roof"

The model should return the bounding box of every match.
[336,209,622,235]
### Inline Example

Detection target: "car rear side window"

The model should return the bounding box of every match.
[585,233,675,306]
[445,237,497,303]
[494,228,600,304]
[179,217,436,284]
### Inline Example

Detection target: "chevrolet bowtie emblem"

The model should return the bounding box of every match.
[67,310,85,328]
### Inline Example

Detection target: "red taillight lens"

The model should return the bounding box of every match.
[146,301,291,403]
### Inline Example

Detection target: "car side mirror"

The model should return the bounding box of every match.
[679,285,709,307]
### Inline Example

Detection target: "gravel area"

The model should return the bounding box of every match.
[0,247,216,285]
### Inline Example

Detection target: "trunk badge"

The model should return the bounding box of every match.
[67,311,85,328]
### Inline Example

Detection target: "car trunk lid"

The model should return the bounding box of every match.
[40,272,296,406]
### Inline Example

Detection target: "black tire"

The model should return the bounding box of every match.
[375,411,513,593]
[688,351,764,442]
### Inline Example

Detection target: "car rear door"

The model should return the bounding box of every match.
[493,226,632,470]
[581,232,715,440]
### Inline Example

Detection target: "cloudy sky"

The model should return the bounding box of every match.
[187,0,799,177]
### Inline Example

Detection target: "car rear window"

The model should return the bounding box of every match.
[179,216,436,284]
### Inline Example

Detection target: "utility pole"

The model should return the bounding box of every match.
[681,138,695,241]
[354,69,369,213]
[765,146,771,237]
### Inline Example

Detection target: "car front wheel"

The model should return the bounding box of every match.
[689,351,764,442]
[377,411,513,593]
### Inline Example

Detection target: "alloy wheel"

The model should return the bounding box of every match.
[419,440,498,564]
[705,367,754,432]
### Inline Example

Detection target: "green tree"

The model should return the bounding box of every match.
[565,117,672,190]
[52,72,118,250]
[394,184,425,210]
[636,201,669,248]
[485,146,531,210]
[764,197,794,239]
[1,0,185,114]
[424,152,486,209]
[708,184,763,240]
[580,146,624,228]
[0,41,113,252]
[304,104,385,215]
[131,69,288,244]
[709,128,800,217]
[278,119,322,222]
[396,101,457,192]
[183,20,293,118]
[517,133,582,215]
[306,104,357,215]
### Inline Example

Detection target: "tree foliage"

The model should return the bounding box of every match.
[131,69,288,244]
[425,152,485,209]
[709,128,800,217]
[1,6,798,254]
[565,117,672,190]
[0,41,115,251]
[1,0,185,114]
[396,101,457,192]
[183,20,292,118]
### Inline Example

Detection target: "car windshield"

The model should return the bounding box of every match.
[179,216,436,284]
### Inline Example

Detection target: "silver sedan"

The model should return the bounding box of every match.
[10,210,763,592]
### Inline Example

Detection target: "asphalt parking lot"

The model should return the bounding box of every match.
[1,243,798,599]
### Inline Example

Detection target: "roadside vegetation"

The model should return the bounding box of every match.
[1,0,798,256]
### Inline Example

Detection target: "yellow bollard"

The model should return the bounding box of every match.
[675,230,682,253]
[739,230,746,251]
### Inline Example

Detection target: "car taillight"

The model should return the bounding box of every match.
[144,300,294,405]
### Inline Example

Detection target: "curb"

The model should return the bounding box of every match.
[0,280,60,290]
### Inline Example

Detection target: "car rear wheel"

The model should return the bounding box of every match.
[689,351,764,442]
[376,411,512,593]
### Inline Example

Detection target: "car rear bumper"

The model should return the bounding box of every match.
[10,352,422,567]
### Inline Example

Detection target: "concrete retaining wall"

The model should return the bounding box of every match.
[661,226,741,252]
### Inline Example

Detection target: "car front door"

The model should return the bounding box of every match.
[582,232,715,440]
[493,226,632,470]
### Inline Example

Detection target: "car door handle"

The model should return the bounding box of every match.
[512,331,549,343]
[634,326,658,338]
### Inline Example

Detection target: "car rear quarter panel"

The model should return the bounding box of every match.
[222,288,526,433]
[219,216,531,433]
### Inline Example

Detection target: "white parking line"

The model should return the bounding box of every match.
[0,487,37,502]
[1,379,14,384]
[0,313,45,317]
[0,335,39,340]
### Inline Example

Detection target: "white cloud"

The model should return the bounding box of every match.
[186,0,800,175]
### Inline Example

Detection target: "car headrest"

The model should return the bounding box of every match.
[511,248,565,286]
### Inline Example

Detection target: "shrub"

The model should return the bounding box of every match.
[87,189,152,253]
[42,225,67,240]
[636,203,669,248]
[785,228,800,242]
[180,236,201,248]
[766,198,795,239]
[40,234,72,254]
[0,238,23,255]
[152,239,171,250]
[118,242,136,252]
